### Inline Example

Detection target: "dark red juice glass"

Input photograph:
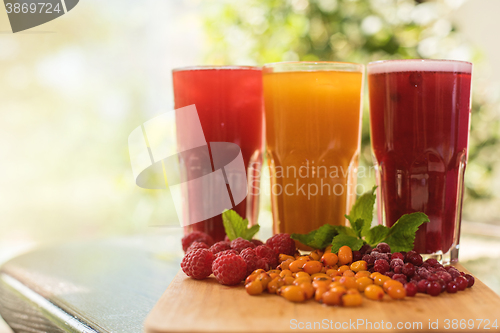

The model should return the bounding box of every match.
[368,59,472,263]
[172,66,264,242]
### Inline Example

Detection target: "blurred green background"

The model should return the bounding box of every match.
[1,1,500,330]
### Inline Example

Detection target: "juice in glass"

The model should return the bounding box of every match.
[368,59,472,263]
[172,66,264,242]
[263,62,364,247]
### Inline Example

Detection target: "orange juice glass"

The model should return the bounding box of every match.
[263,62,364,246]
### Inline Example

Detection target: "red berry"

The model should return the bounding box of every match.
[391,252,404,261]
[376,242,391,253]
[464,274,475,288]
[425,258,440,266]
[405,282,417,297]
[209,241,231,254]
[402,263,415,277]
[230,237,256,253]
[240,248,268,276]
[181,231,214,252]
[254,245,279,268]
[186,241,209,253]
[427,281,441,296]
[181,249,214,280]
[352,250,362,262]
[266,233,296,256]
[455,276,468,291]
[417,279,429,293]
[446,281,458,293]
[251,239,264,246]
[373,259,390,274]
[212,253,247,285]
[215,249,238,258]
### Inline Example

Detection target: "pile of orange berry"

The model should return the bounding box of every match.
[244,245,407,306]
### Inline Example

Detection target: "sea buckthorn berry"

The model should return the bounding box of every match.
[355,271,371,279]
[374,274,391,286]
[309,250,323,261]
[289,260,305,273]
[269,273,279,280]
[279,254,295,262]
[315,286,328,302]
[312,279,331,290]
[303,261,323,275]
[267,277,285,294]
[312,274,330,280]
[339,276,357,290]
[257,273,272,289]
[364,285,385,301]
[245,280,264,295]
[245,274,257,285]
[387,285,406,299]
[321,252,339,266]
[342,293,363,307]
[338,265,351,274]
[338,246,353,265]
[370,272,382,279]
[299,283,315,299]
[332,276,342,282]
[294,277,312,286]
[279,258,293,270]
[343,270,355,277]
[320,266,327,274]
[280,269,293,278]
[284,276,295,285]
[279,285,306,302]
[329,281,343,289]
[324,245,332,253]
[350,260,368,272]
[252,269,266,275]
[383,279,404,292]
[356,277,373,292]
[326,269,341,278]
[268,269,281,275]
[295,272,312,280]
[322,290,345,306]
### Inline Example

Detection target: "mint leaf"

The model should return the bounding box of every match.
[350,218,365,238]
[334,226,358,238]
[331,234,364,253]
[384,212,430,252]
[364,225,390,247]
[222,209,259,241]
[346,186,377,236]
[244,224,260,240]
[291,224,338,249]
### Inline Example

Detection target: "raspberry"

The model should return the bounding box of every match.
[212,253,247,285]
[215,249,238,258]
[186,241,209,253]
[180,249,214,280]
[266,233,296,256]
[182,231,214,252]
[230,237,255,253]
[209,241,231,255]
[373,259,390,274]
[251,239,264,247]
[254,245,279,268]
[240,248,268,275]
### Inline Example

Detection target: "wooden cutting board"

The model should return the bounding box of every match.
[145,264,500,333]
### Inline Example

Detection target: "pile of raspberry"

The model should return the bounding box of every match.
[358,243,475,296]
[180,231,296,286]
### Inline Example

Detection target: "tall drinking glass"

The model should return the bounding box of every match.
[263,62,364,248]
[368,59,472,263]
[172,66,264,242]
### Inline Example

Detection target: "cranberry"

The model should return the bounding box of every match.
[446,281,458,293]
[394,266,403,274]
[447,268,461,279]
[435,271,452,283]
[359,244,372,255]
[408,253,423,266]
[455,276,468,291]
[402,263,415,277]
[427,274,439,282]
[427,281,441,296]
[405,282,418,297]
[352,250,362,262]
[417,279,429,293]
[410,275,421,283]
[438,279,446,293]
[385,271,395,278]
[390,258,404,269]
[405,251,417,262]
[391,252,404,261]
[425,258,439,266]
[399,251,407,261]
[376,242,391,253]
[464,274,475,288]
[393,273,407,283]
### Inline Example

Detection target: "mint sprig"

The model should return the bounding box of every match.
[291,186,430,253]
[222,209,260,241]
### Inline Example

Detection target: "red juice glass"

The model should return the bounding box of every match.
[368,59,472,263]
[172,66,264,242]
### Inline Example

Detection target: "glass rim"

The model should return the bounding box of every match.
[262,61,364,73]
[172,65,261,73]
[367,59,472,74]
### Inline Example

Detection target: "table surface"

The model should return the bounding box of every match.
[0,237,182,333]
